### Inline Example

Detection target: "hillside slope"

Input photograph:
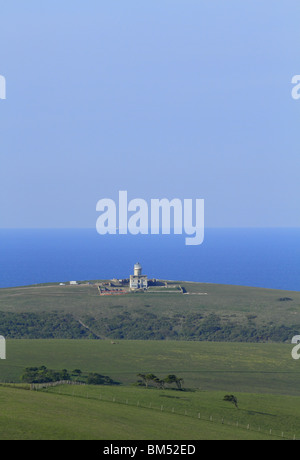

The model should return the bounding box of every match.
[0,281,299,341]
[0,385,290,440]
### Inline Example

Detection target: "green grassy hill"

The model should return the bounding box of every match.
[0,384,298,440]
[1,339,299,396]
[0,282,299,440]
[0,281,299,341]
[1,337,299,440]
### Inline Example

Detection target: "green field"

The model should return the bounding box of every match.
[0,281,300,341]
[0,339,300,440]
[1,281,300,322]
[1,280,300,440]
[1,339,299,395]
[0,385,284,440]
[0,380,299,440]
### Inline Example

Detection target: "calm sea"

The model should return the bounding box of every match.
[0,228,299,291]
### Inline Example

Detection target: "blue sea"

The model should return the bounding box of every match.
[0,228,299,291]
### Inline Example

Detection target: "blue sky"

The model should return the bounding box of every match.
[0,0,299,228]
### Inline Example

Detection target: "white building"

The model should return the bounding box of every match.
[130,262,148,290]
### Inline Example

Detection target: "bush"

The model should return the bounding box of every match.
[21,366,70,383]
[86,373,119,385]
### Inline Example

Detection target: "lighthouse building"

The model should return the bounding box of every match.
[129,263,148,290]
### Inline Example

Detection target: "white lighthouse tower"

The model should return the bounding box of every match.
[130,262,148,290]
[134,262,142,276]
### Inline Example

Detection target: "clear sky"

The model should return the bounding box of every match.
[0,0,299,228]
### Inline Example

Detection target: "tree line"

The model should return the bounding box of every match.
[136,373,184,390]
[21,366,119,385]
[1,310,299,342]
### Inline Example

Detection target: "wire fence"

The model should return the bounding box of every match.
[30,380,86,390]
[39,383,299,441]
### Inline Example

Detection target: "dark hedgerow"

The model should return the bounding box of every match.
[0,310,299,343]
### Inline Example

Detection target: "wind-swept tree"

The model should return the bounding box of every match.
[223,394,238,408]
[164,374,184,390]
[153,377,165,389]
[145,373,159,388]
[137,373,148,387]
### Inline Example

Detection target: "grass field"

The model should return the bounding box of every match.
[47,384,300,439]
[1,281,300,341]
[0,384,298,440]
[0,338,299,440]
[0,339,300,440]
[1,339,299,395]
[0,281,300,327]
[2,339,300,395]
[0,280,299,440]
